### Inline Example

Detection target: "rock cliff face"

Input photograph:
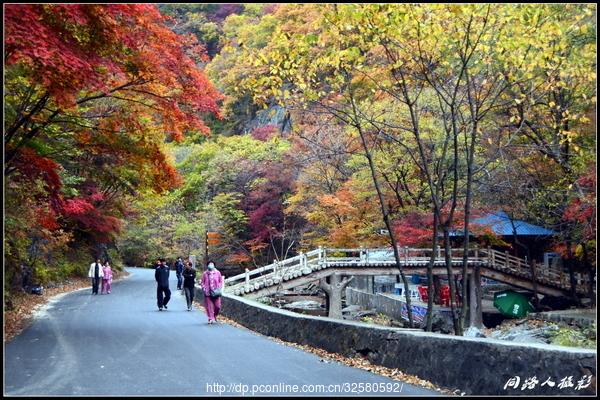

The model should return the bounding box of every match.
[243,104,292,134]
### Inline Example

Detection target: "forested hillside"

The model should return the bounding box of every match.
[4,4,596,311]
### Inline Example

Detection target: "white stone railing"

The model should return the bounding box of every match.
[224,246,591,296]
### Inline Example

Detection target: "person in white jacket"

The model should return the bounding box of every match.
[88,259,104,295]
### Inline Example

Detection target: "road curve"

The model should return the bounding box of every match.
[4,267,439,396]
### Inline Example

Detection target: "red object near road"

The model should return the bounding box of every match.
[440,285,451,306]
[417,285,429,302]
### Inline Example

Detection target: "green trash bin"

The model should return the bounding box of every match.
[493,290,535,318]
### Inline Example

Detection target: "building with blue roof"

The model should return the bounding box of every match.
[472,211,557,236]
[452,210,559,265]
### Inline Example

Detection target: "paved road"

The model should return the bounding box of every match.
[5,267,439,396]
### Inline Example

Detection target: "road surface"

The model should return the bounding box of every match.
[5,267,439,396]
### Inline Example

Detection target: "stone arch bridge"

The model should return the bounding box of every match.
[224,247,593,318]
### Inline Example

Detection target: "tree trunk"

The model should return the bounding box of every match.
[320,274,354,319]
[351,95,413,327]
[443,228,462,335]
[474,265,484,327]
[468,271,476,327]
[433,275,442,304]
[530,259,540,309]
[425,213,439,332]
[582,243,595,307]
[565,241,580,306]
[460,119,477,331]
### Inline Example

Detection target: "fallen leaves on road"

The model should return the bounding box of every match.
[264,336,455,395]
[191,298,455,395]
[4,271,130,343]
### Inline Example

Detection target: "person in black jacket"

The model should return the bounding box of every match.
[175,257,184,290]
[182,261,197,311]
[155,258,171,311]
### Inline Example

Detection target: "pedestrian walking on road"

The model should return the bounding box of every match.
[155,258,171,311]
[182,261,197,311]
[175,257,184,290]
[88,259,104,295]
[200,261,223,324]
[101,261,113,294]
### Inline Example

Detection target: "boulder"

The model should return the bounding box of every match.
[30,285,44,295]
[342,305,362,313]
[431,313,454,334]
[356,309,377,318]
[464,326,486,338]
[282,300,322,310]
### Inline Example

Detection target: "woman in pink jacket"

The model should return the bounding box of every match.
[200,261,224,324]
[101,261,113,294]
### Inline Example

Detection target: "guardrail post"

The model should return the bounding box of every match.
[404,246,409,264]
[474,244,479,261]
[365,248,370,263]
[436,245,441,259]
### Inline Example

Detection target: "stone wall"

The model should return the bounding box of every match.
[215,292,596,395]
[345,287,456,332]
[348,276,373,293]
[530,310,597,328]
[346,287,405,321]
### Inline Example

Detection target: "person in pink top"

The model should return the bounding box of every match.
[101,261,113,294]
[200,261,224,324]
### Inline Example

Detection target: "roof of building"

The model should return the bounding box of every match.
[471,210,557,236]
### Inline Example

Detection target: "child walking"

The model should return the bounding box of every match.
[101,261,113,294]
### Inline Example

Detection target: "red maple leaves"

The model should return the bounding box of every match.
[5,4,223,138]
[251,125,278,142]
[11,148,63,197]
[5,4,224,245]
[563,168,596,242]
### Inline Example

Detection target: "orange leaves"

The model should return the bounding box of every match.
[75,131,92,145]
[37,207,60,231]
[318,185,356,215]
[227,252,253,264]
[147,146,183,193]
[310,179,384,248]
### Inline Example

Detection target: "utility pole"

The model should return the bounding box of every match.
[204,231,208,270]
